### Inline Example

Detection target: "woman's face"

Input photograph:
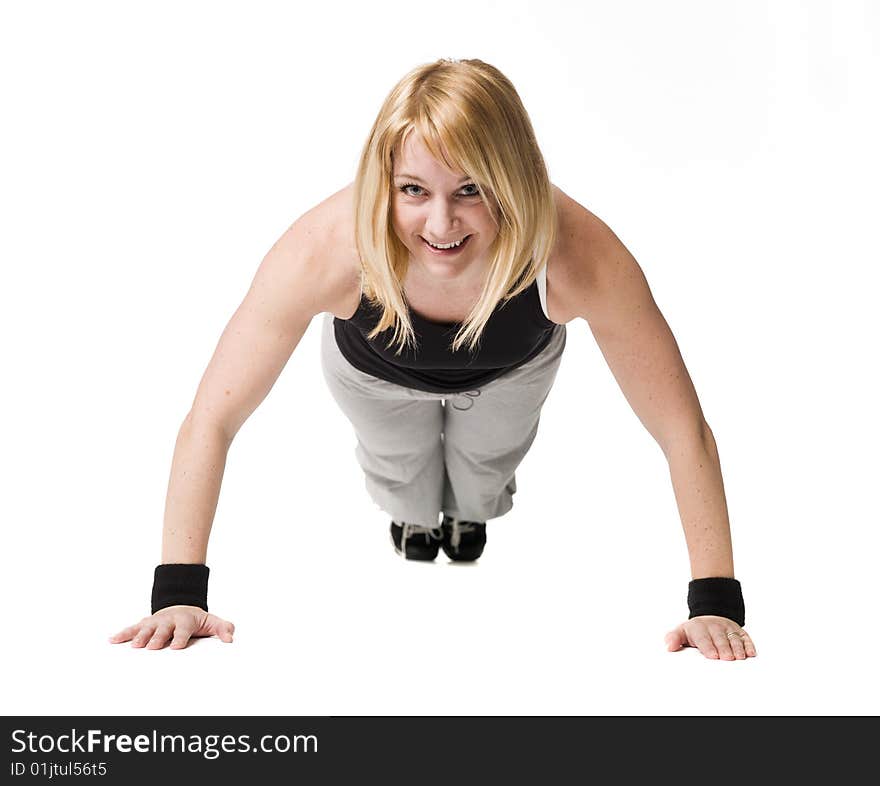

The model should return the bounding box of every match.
[390,134,498,283]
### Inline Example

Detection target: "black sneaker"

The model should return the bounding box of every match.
[390,520,443,561]
[440,514,487,561]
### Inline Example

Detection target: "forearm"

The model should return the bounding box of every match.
[663,423,735,580]
[160,413,232,564]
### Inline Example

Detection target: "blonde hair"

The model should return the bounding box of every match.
[351,58,558,356]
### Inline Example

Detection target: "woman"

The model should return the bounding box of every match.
[110,58,756,661]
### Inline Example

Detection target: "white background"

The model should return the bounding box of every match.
[2,0,877,716]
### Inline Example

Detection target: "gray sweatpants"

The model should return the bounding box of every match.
[320,312,567,529]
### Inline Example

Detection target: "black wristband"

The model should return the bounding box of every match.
[687,577,745,626]
[151,564,210,614]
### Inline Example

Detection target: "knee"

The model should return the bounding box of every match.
[358,439,443,483]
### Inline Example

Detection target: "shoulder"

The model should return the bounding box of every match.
[291,181,363,320]
[545,184,623,324]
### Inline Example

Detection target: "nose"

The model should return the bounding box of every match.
[424,199,461,238]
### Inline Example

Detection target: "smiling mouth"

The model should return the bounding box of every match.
[420,234,472,252]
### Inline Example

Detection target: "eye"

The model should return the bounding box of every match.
[398,183,481,198]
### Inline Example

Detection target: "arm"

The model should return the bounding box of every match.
[110,189,356,650]
[550,194,754,659]
[162,211,339,565]
[161,414,232,565]
[556,207,732,578]
[586,240,734,580]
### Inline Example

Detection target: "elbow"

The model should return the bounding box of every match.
[659,418,716,460]
[700,420,720,460]
[183,409,236,445]
[700,419,717,450]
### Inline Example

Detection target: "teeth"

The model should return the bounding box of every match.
[426,237,466,249]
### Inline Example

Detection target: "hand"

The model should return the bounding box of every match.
[664,615,757,660]
[108,605,235,650]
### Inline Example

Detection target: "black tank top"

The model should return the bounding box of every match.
[333,265,556,393]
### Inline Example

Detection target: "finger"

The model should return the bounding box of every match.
[689,630,718,659]
[169,625,195,650]
[109,625,139,643]
[709,627,736,660]
[726,631,747,660]
[203,614,233,640]
[146,624,174,650]
[664,628,687,651]
[739,630,758,657]
[131,623,157,648]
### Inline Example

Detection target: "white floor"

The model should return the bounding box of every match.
[6,323,877,716]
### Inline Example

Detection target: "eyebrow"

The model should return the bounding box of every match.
[393,174,472,184]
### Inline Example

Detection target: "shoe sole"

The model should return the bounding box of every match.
[440,543,484,562]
